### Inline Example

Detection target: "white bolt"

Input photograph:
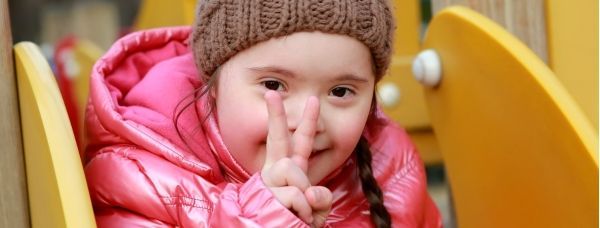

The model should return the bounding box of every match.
[377,82,401,107]
[412,49,442,87]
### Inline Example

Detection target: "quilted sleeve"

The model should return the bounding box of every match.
[85,145,310,228]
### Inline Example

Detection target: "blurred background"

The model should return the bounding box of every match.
[9,0,138,49]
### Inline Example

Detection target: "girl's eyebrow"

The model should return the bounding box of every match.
[248,66,369,83]
[248,66,296,78]
[333,74,369,83]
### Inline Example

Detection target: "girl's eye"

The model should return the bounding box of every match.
[330,87,354,98]
[262,80,285,91]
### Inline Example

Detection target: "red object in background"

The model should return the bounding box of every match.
[54,36,82,150]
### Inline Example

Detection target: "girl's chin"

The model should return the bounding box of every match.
[307,155,331,185]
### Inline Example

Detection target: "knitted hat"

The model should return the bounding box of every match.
[191,0,395,81]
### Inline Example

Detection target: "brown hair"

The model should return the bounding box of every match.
[356,136,392,227]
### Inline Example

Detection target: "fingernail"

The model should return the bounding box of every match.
[311,189,321,201]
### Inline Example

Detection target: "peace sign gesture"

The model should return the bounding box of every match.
[262,90,319,172]
[260,91,333,227]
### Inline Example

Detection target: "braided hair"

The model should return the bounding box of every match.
[355,136,392,228]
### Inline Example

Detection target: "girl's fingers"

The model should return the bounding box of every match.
[291,96,320,172]
[261,158,311,191]
[305,186,333,210]
[305,186,333,228]
[263,91,290,170]
[271,186,314,224]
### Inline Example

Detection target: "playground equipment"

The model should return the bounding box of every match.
[413,6,598,227]
[15,42,96,228]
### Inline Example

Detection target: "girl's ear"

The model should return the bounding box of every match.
[206,65,222,102]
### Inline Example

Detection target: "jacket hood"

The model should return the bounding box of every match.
[85,26,254,183]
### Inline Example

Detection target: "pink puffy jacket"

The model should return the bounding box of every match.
[84,26,442,227]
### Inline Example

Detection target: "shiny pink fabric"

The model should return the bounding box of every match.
[84,26,442,227]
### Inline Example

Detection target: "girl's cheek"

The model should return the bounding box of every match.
[247,112,269,139]
[327,107,370,144]
[238,101,270,147]
[217,102,270,173]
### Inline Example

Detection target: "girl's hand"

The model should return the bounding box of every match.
[305,186,333,228]
[261,91,332,227]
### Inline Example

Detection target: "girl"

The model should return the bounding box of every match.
[84,0,441,227]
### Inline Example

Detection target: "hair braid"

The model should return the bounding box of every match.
[355,136,391,228]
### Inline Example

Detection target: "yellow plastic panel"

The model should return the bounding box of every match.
[422,7,598,228]
[73,40,102,119]
[546,0,598,129]
[134,0,196,30]
[378,0,442,165]
[72,39,102,150]
[379,0,430,129]
[409,130,443,164]
[15,42,96,228]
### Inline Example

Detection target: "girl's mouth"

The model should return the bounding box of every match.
[309,149,327,159]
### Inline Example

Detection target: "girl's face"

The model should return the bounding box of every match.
[214,32,375,185]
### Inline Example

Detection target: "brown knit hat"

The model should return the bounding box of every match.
[191,0,395,81]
